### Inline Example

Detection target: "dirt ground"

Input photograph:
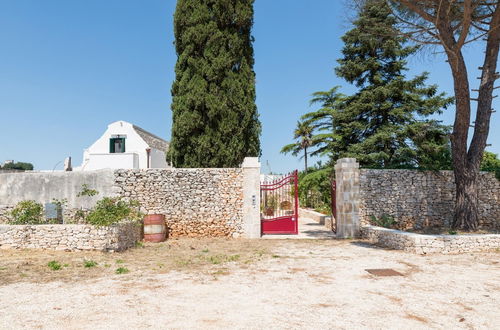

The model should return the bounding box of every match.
[0,238,499,329]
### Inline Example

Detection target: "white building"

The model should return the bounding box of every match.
[75,121,170,171]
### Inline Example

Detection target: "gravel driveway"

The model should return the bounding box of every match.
[0,239,499,329]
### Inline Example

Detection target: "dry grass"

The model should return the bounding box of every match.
[0,238,279,286]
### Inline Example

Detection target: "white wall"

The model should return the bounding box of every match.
[150,148,168,168]
[83,153,139,171]
[79,121,148,170]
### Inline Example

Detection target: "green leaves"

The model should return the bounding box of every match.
[8,200,44,225]
[169,0,260,168]
[301,0,453,170]
[85,197,143,227]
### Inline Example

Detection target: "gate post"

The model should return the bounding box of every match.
[241,157,261,238]
[335,158,360,238]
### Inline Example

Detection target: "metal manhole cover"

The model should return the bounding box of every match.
[365,268,403,276]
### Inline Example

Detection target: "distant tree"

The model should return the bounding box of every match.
[333,0,452,168]
[281,121,315,174]
[169,0,261,168]
[481,151,500,180]
[386,0,500,230]
[1,162,33,171]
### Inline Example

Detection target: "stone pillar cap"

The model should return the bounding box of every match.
[241,157,260,168]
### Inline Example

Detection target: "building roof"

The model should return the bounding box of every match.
[132,125,169,151]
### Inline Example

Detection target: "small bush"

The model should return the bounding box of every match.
[85,197,143,227]
[84,260,98,268]
[115,267,129,274]
[9,200,44,225]
[370,214,396,229]
[47,261,62,271]
[77,184,99,197]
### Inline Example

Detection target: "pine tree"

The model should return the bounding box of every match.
[169,0,261,168]
[332,0,453,168]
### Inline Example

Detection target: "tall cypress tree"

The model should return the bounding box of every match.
[169,0,261,168]
[332,0,453,168]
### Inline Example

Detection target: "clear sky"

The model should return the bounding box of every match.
[0,0,498,173]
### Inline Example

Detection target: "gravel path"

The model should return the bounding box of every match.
[1,240,499,329]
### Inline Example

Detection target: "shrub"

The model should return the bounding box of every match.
[85,197,143,227]
[9,200,44,225]
[370,214,396,228]
[115,267,129,274]
[47,260,62,271]
[84,260,98,268]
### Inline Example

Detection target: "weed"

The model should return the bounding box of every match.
[207,254,240,265]
[77,184,99,197]
[0,266,7,271]
[254,249,267,257]
[47,261,62,271]
[115,267,129,274]
[370,214,397,229]
[115,259,125,264]
[175,259,192,266]
[272,255,281,258]
[202,249,209,253]
[135,241,144,248]
[104,263,111,268]
[84,260,98,268]
[448,229,458,235]
[63,264,70,268]
[212,269,230,276]
[228,254,240,262]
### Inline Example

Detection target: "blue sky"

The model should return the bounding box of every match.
[0,0,498,173]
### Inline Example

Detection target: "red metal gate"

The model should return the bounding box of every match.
[260,170,298,235]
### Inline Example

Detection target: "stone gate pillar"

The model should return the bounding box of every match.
[335,158,360,238]
[241,157,261,238]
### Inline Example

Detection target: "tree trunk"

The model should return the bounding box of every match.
[304,146,308,174]
[436,8,500,231]
[452,167,479,231]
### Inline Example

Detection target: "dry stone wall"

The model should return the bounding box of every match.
[359,170,500,230]
[0,222,141,251]
[362,225,500,254]
[114,168,244,237]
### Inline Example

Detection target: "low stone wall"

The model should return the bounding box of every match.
[0,222,142,251]
[361,225,500,254]
[299,208,335,231]
[359,169,500,230]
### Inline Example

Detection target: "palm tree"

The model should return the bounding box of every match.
[281,120,314,173]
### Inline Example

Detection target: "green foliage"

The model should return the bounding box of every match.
[169,0,261,167]
[281,120,315,173]
[9,200,44,225]
[84,260,98,268]
[115,267,129,274]
[77,184,99,198]
[300,0,452,170]
[481,151,500,180]
[298,166,333,211]
[0,162,33,171]
[85,197,143,227]
[47,261,62,271]
[370,214,396,228]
